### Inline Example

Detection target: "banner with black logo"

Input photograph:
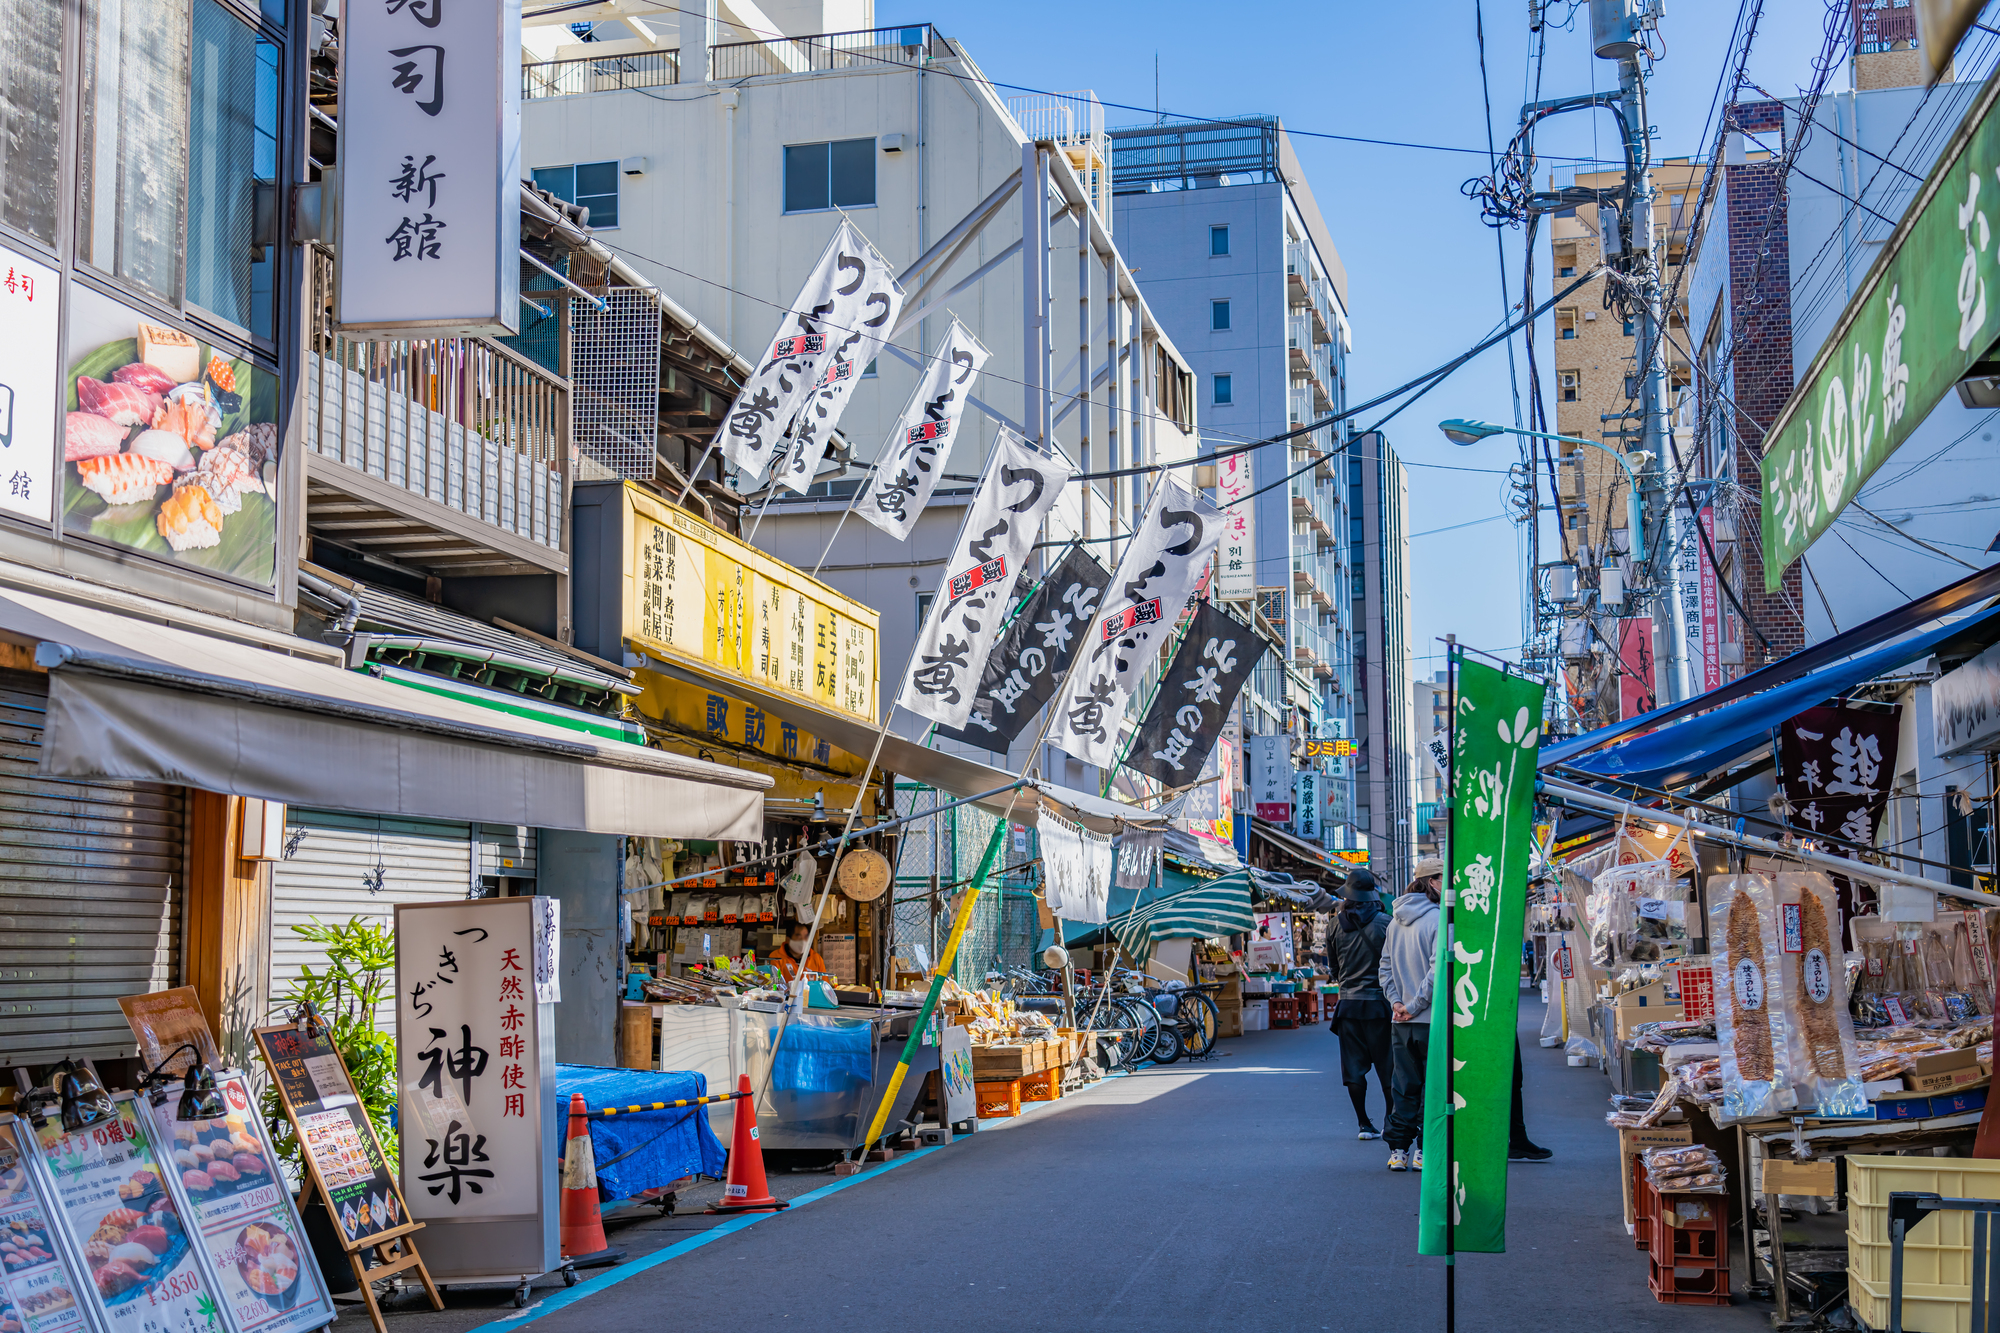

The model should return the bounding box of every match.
[932,544,1109,751]
[855,318,989,538]
[1124,602,1264,785]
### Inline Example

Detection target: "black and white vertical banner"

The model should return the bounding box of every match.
[1047,477,1223,768]
[855,319,990,536]
[1125,602,1265,785]
[930,544,1109,752]
[718,220,880,484]
[896,430,1071,728]
[772,230,906,495]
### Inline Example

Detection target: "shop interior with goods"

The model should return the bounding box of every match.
[1541,804,2000,1326]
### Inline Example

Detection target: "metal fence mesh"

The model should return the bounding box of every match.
[891,784,1041,987]
[570,286,661,479]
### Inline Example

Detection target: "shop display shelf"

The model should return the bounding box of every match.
[975,1078,1023,1119]
[1846,1154,2000,1290]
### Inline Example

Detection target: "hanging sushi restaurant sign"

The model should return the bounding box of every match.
[1761,63,2000,586]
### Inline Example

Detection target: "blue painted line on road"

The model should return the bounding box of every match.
[483,1145,946,1329]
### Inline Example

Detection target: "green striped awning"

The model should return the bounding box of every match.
[1109,868,1257,961]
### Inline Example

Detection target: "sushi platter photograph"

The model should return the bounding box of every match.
[25,1098,217,1333]
[141,1075,330,1333]
[0,1124,86,1333]
[61,287,278,587]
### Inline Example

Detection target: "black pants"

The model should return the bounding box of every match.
[1510,1035,1533,1150]
[1333,1015,1391,1129]
[1386,1023,1429,1150]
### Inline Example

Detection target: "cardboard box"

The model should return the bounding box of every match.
[1936,1086,1991,1117]
[1873,1094,1935,1121]
[1762,1159,1838,1197]
[1616,1003,1686,1040]
[1906,1068,1990,1096]
[1617,980,1671,1009]
[1618,1123,1695,1227]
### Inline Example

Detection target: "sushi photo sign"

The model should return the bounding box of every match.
[61,288,279,588]
[0,240,61,526]
[21,1094,222,1333]
[138,1074,332,1333]
[0,1116,97,1333]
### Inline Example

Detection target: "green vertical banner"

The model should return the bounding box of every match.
[1418,655,1543,1256]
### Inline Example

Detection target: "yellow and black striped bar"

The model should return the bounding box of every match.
[588,1089,752,1118]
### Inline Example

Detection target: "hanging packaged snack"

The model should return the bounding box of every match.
[1771,872,1868,1116]
[1590,857,1690,969]
[1708,875,1791,1120]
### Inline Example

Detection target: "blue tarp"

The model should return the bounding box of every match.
[556,1063,727,1200]
[1545,607,2000,790]
[770,1019,873,1097]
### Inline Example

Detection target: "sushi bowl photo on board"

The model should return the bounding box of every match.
[62,288,277,586]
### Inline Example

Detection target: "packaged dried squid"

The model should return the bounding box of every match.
[1771,873,1868,1116]
[1707,875,1790,1120]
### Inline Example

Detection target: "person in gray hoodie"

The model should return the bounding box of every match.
[1378,859,1442,1172]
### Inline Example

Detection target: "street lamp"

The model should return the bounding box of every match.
[1438,418,1652,562]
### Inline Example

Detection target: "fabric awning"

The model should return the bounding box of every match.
[1108,868,1258,960]
[1,587,768,839]
[1251,818,1350,877]
[630,650,1168,833]
[1545,605,2000,790]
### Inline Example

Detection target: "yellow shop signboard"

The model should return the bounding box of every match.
[618,484,879,725]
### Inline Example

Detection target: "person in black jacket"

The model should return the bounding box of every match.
[1326,868,1393,1139]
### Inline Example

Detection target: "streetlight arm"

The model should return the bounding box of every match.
[1438,418,1646,562]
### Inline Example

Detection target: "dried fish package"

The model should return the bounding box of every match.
[1707,875,1790,1121]
[1590,858,1690,969]
[1771,873,1868,1116]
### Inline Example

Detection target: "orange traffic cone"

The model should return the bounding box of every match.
[707,1076,787,1214]
[559,1093,624,1267]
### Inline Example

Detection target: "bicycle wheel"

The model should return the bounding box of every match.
[1178,991,1219,1059]
[1149,1020,1184,1065]
[1118,996,1162,1064]
[1083,999,1127,1069]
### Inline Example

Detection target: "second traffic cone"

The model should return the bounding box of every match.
[707,1076,786,1214]
[559,1093,623,1266]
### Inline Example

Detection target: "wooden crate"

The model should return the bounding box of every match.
[1020,1068,1061,1103]
[971,1044,1035,1081]
[975,1079,1023,1119]
[618,1002,654,1070]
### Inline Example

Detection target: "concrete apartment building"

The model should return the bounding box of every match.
[518,5,1204,784]
[1351,430,1415,888]
[1107,116,1358,845]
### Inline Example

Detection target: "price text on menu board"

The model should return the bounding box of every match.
[141,1075,330,1333]
[252,1027,406,1251]
[32,1100,219,1333]
[623,486,879,725]
[0,1121,88,1333]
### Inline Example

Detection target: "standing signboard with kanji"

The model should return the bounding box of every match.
[392,898,560,1285]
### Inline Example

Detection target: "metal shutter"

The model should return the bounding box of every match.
[0,670,187,1064]
[476,825,537,881]
[270,810,471,1035]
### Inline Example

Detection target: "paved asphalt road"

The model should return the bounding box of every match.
[359,998,1771,1333]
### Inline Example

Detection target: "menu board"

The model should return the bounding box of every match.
[0,1121,91,1333]
[29,1098,220,1333]
[139,1076,330,1333]
[251,1027,405,1251]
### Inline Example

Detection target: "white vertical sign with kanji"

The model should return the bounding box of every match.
[395,898,552,1223]
[1214,451,1255,600]
[0,243,59,522]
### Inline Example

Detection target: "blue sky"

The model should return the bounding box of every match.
[905,0,1844,679]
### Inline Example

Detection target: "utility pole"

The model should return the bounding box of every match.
[1594,0,1691,703]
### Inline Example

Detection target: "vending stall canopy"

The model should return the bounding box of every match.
[0,586,768,838]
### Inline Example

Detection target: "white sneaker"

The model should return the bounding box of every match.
[1357,1128,1380,1140]
[1386,1148,1409,1172]
[1413,1147,1424,1171]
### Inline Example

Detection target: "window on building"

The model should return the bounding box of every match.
[861,358,878,378]
[1560,371,1579,402]
[916,591,934,624]
[1623,315,1636,336]
[534,161,620,229]
[78,0,279,341]
[0,0,63,244]
[1348,459,1362,485]
[1212,372,1233,406]
[1559,265,1576,278]
[1557,308,1577,340]
[1211,299,1230,331]
[782,138,876,213]
[1210,223,1230,256]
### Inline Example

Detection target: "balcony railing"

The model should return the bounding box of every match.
[709,23,942,81]
[523,50,678,100]
[302,249,567,572]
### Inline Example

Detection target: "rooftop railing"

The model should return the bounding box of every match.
[523,49,678,100]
